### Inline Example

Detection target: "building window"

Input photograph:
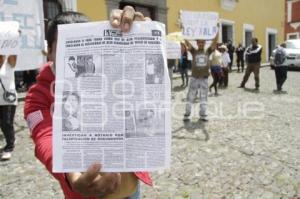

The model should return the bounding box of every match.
[243,24,254,48]
[43,0,63,34]
[119,2,155,20]
[245,31,252,47]
[222,24,234,43]
[220,0,237,11]
[266,28,278,61]
[220,19,235,44]
[287,32,299,39]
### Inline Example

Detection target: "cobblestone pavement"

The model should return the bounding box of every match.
[1,68,300,199]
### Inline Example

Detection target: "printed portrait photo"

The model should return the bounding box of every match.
[64,55,97,78]
[62,92,81,131]
[125,109,165,138]
[145,54,164,84]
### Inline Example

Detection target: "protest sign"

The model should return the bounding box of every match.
[166,41,181,59]
[0,21,20,55]
[0,0,45,70]
[180,11,219,40]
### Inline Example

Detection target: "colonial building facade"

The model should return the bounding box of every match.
[44,0,285,63]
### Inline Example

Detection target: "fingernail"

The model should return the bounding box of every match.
[113,19,119,26]
[93,164,101,170]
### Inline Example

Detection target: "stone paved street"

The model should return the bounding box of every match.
[1,67,300,199]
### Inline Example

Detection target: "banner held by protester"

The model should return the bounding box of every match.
[0,21,20,55]
[180,11,219,40]
[166,40,181,59]
[0,0,45,71]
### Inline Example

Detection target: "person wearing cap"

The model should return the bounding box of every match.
[219,44,231,88]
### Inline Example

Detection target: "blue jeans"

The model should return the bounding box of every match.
[126,183,140,199]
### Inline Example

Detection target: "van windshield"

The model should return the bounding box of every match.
[286,40,300,49]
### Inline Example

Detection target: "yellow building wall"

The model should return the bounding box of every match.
[167,0,285,62]
[76,0,285,63]
[77,0,107,21]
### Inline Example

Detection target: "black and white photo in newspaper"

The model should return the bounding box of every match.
[53,21,171,172]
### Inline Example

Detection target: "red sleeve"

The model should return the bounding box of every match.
[24,83,64,181]
[24,83,79,198]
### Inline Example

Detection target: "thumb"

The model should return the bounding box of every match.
[79,163,101,185]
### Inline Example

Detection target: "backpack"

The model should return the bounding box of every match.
[274,48,286,66]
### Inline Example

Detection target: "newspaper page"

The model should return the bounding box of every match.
[180,11,219,40]
[53,21,171,173]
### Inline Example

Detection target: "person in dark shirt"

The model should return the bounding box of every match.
[235,43,245,72]
[179,42,189,87]
[227,40,235,71]
[238,38,262,90]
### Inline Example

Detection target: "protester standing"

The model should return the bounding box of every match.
[227,40,235,71]
[238,38,262,90]
[183,35,218,122]
[235,43,245,72]
[0,55,18,160]
[273,43,288,94]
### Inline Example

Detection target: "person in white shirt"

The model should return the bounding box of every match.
[0,55,18,160]
[219,44,231,88]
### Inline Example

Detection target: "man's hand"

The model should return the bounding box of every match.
[66,164,121,197]
[7,55,17,68]
[110,6,151,32]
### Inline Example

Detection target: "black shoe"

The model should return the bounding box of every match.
[199,117,208,122]
[238,85,244,88]
[183,114,190,121]
[280,90,287,94]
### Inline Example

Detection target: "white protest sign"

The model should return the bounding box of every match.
[0,21,20,55]
[0,0,46,70]
[180,11,219,40]
[166,41,181,59]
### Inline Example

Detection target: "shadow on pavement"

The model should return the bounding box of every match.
[244,87,260,93]
[172,120,209,142]
[173,85,187,92]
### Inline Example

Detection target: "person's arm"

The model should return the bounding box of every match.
[24,6,150,198]
[208,30,219,49]
[7,55,17,68]
[24,85,121,197]
[247,45,262,54]
[184,40,195,54]
[24,83,67,186]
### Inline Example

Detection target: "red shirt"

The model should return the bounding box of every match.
[24,63,152,199]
